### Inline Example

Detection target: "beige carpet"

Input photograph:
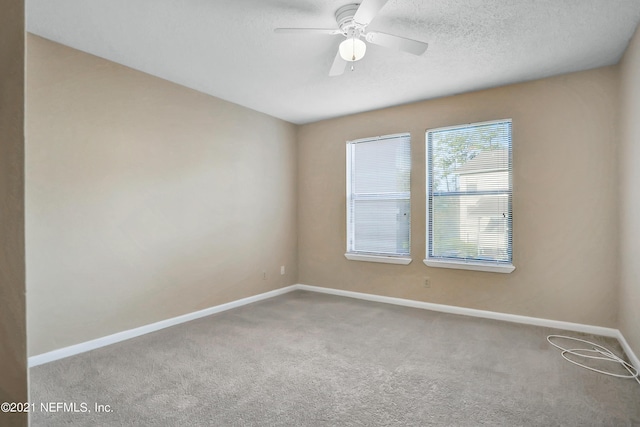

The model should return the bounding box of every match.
[30,290,640,426]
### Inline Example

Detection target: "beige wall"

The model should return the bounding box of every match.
[0,0,27,426]
[26,35,298,356]
[298,67,619,327]
[619,25,640,358]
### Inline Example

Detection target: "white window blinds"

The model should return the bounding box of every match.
[347,133,411,257]
[426,120,512,265]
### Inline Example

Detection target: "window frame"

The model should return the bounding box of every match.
[424,119,515,274]
[345,133,412,265]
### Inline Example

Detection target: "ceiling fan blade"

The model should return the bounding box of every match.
[365,32,428,56]
[329,49,347,76]
[274,28,342,35]
[353,0,390,25]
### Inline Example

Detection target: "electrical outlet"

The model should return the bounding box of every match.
[280,266,285,275]
[262,271,267,280]
[424,277,431,288]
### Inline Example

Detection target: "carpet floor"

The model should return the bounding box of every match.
[30,290,640,426]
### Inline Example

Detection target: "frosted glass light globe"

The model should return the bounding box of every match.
[339,38,367,62]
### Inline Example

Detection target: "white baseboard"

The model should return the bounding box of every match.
[29,282,639,373]
[28,285,298,367]
[616,330,640,371]
[294,284,619,337]
[294,284,639,370]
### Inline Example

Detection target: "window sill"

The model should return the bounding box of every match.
[423,259,515,274]
[345,253,412,265]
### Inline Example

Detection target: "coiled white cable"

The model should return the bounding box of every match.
[547,335,640,385]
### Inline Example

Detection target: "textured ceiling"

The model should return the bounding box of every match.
[27,0,640,124]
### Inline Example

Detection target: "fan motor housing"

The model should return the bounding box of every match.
[335,4,361,30]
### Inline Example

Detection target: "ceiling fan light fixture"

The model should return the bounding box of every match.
[339,37,366,62]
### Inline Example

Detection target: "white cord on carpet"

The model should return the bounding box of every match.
[547,335,640,385]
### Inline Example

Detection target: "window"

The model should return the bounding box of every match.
[346,133,411,265]
[425,120,514,273]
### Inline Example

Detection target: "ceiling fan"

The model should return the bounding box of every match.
[274,0,429,76]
